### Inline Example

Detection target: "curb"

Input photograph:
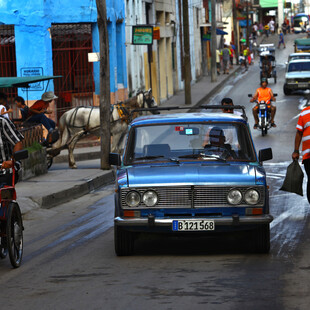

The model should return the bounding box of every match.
[30,170,115,209]
[53,150,101,164]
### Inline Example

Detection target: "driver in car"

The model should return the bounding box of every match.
[203,127,236,160]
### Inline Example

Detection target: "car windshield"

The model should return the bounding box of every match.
[289,55,310,62]
[125,122,256,164]
[288,62,310,72]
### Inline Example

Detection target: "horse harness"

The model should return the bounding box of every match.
[111,102,130,124]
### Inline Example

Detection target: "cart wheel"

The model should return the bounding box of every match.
[6,203,23,268]
[0,236,8,259]
[47,155,53,170]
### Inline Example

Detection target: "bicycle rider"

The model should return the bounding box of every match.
[250,78,276,129]
[0,114,24,185]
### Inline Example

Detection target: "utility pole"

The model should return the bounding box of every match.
[232,0,239,65]
[246,0,250,47]
[96,0,111,170]
[183,0,192,105]
[211,0,217,82]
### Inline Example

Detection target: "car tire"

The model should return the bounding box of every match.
[283,84,291,95]
[114,225,135,256]
[251,224,270,253]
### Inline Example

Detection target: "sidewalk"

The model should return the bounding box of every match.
[16,60,247,214]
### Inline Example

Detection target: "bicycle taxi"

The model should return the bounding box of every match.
[0,76,60,268]
[0,150,28,268]
[258,44,277,83]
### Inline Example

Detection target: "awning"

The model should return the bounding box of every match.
[216,28,228,35]
[0,76,62,88]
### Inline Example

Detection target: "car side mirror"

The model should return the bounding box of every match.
[259,148,273,162]
[109,153,121,166]
[13,149,28,161]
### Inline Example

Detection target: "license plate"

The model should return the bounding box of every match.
[172,220,215,231]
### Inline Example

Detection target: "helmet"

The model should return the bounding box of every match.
[261,78,268,85]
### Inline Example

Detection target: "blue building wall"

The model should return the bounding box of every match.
[0,0,127,100]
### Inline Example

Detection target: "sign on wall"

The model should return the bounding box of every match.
[132,26,153,45]
[21,67,44,90]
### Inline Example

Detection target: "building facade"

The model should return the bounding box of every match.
[125,0,204,104]
[0,0,127,121]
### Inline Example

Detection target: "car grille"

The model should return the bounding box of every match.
[295,79,310,83]
[120,186,265,208]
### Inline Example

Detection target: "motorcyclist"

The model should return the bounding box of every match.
[250,79,276,129]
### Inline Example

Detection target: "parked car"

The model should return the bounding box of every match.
[110,108,273,255]
[284,59,310,95]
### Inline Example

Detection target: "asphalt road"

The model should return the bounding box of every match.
[1,33,310,310]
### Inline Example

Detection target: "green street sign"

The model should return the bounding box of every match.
[132,26,153,45]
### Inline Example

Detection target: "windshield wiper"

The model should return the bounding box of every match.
[200,154,226,162]
[168,157,180,164]
[135,155,164,160]
[178,154,200,159]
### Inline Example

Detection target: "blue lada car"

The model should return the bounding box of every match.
[110,110,273,255]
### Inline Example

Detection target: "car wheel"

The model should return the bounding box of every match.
[251,224,270,253]
[283,84,291,95]
[114,225,135,256]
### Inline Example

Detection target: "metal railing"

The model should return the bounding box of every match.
[15,123,43,148]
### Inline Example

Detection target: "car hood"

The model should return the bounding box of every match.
[286,71,310,79]
[124,163,264,186]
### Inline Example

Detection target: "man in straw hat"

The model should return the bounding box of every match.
[16,91,57,132]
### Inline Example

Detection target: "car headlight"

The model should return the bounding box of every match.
[227,189,242,205]
[142,190,158,207]
[244,189,260,205]
[125,191,141,207]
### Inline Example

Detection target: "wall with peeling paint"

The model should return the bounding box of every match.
[0,0,127,101]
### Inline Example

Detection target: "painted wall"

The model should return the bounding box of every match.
[0,0,127,101]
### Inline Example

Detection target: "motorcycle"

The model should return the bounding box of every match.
[248,94,277,136]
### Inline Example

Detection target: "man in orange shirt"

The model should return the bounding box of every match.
[292,106,310,202]
[250,79,276,129]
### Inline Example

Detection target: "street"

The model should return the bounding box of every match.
[1,33,310,310]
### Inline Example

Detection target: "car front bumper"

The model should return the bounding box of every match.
[285,82,310,90]
[115,214,273,227]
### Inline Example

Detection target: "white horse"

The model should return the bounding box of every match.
[50,92,158,168]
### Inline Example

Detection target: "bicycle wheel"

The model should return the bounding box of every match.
[6,203,23,268]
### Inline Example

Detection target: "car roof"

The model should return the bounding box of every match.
[288,59,310,64]
[131,112,248,126]
[289,53,310,57]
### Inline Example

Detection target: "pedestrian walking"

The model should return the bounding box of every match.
[264,24,269,37]
[278,30,286,48]
[216,49,221,75]
[269,19,275,34]
[221,44,231,74]
[292,106,310,203]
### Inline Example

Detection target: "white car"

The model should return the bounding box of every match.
[284,59,310,95]
[286,53,310,65]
